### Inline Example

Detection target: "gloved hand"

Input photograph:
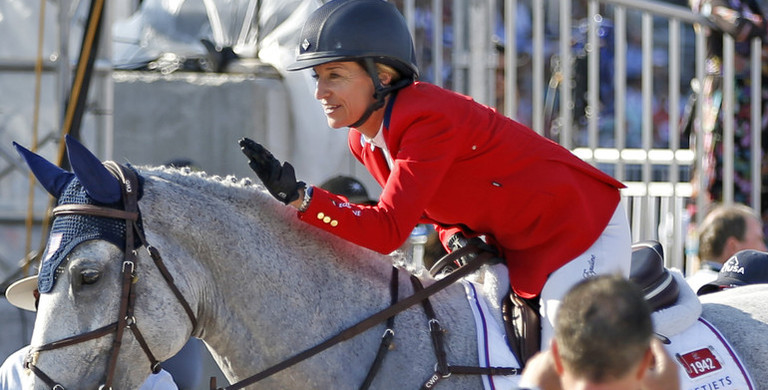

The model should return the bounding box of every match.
[447,234,497,267]
[239,137,305,204]
[429,233,500,277]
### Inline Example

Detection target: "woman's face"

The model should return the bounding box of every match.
[313,61,375,129]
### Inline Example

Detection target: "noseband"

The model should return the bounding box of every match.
[25,162,198,390]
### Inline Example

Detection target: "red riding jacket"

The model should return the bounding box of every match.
[299,82,624,298]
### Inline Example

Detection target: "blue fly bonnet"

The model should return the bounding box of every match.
[38,174,144,293]
[14,136,144,294]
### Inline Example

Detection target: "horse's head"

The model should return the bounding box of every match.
[14,136,195,389]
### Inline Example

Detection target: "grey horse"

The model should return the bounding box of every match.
[12,136,768,389]
[15,137,495,389]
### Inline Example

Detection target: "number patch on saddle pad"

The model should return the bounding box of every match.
[676,347,723,378]
[663,318,754,389]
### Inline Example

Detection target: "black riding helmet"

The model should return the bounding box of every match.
[286,0,419,127]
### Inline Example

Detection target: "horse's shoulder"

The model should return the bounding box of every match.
[699,284,768,304]
[700,284,768,331]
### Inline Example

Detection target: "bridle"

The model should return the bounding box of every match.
[24,162,197,390]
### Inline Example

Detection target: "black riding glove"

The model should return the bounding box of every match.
[447,234,497,267]
[238,137,305,205]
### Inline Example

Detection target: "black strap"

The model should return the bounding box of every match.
[101,162,141,388]
[145,245,198,331]
[412,275,522,390]
[429,254,460,278]
[26,363,65,389]
[419,365,522,389]
[106,162,198,331]
[411,276,449,376]
[359,266,399,390]
[349,58,412,129]
[429,237,500,277]
[126,284,162,374]
[29,323,118,354]
[215,244,495,390]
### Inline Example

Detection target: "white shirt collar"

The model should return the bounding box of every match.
[361,124,393,169]
[363,123,387,151]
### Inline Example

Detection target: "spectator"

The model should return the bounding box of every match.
[517,275,679,390]
[319,175,377,205]
[687,203,767,292]
[697,249,768,294]
[689,0,768,213]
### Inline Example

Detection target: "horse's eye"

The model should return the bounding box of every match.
[81,269,101,285]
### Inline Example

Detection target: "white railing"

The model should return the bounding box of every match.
[399,0,763,271]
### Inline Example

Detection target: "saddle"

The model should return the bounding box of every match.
[628,240,680,312]
[501,240,681,366]
[501,291,540,366]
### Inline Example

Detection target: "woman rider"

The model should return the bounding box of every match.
[238,0,632,348]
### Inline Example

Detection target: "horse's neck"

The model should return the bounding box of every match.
[140,171,403,379]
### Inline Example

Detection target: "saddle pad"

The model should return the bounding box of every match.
[663,317,754,390]
[463,280,521,390]
[652,269,701,336]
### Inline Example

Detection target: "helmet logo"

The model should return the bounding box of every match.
[301,39,311,51]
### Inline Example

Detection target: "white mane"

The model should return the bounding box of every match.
[137,164,411,271]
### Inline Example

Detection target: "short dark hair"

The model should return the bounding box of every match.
[555,275,653,382]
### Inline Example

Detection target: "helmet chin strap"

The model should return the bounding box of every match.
[348,58,412,129]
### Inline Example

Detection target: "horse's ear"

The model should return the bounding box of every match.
[13,142,74,198]
[65,135,122,204]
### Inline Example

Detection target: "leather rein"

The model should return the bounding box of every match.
[211,246,520,390]
[24,162,197,390]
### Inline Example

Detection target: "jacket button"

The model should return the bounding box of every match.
[323,216,332,224]
[330,220,339,227]
[317,212,325,220]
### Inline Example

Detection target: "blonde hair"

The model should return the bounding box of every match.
[376,63,402,83]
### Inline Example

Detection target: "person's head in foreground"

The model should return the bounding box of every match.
[550,275,673,390]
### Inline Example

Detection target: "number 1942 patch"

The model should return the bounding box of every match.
[676,347,723,378]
